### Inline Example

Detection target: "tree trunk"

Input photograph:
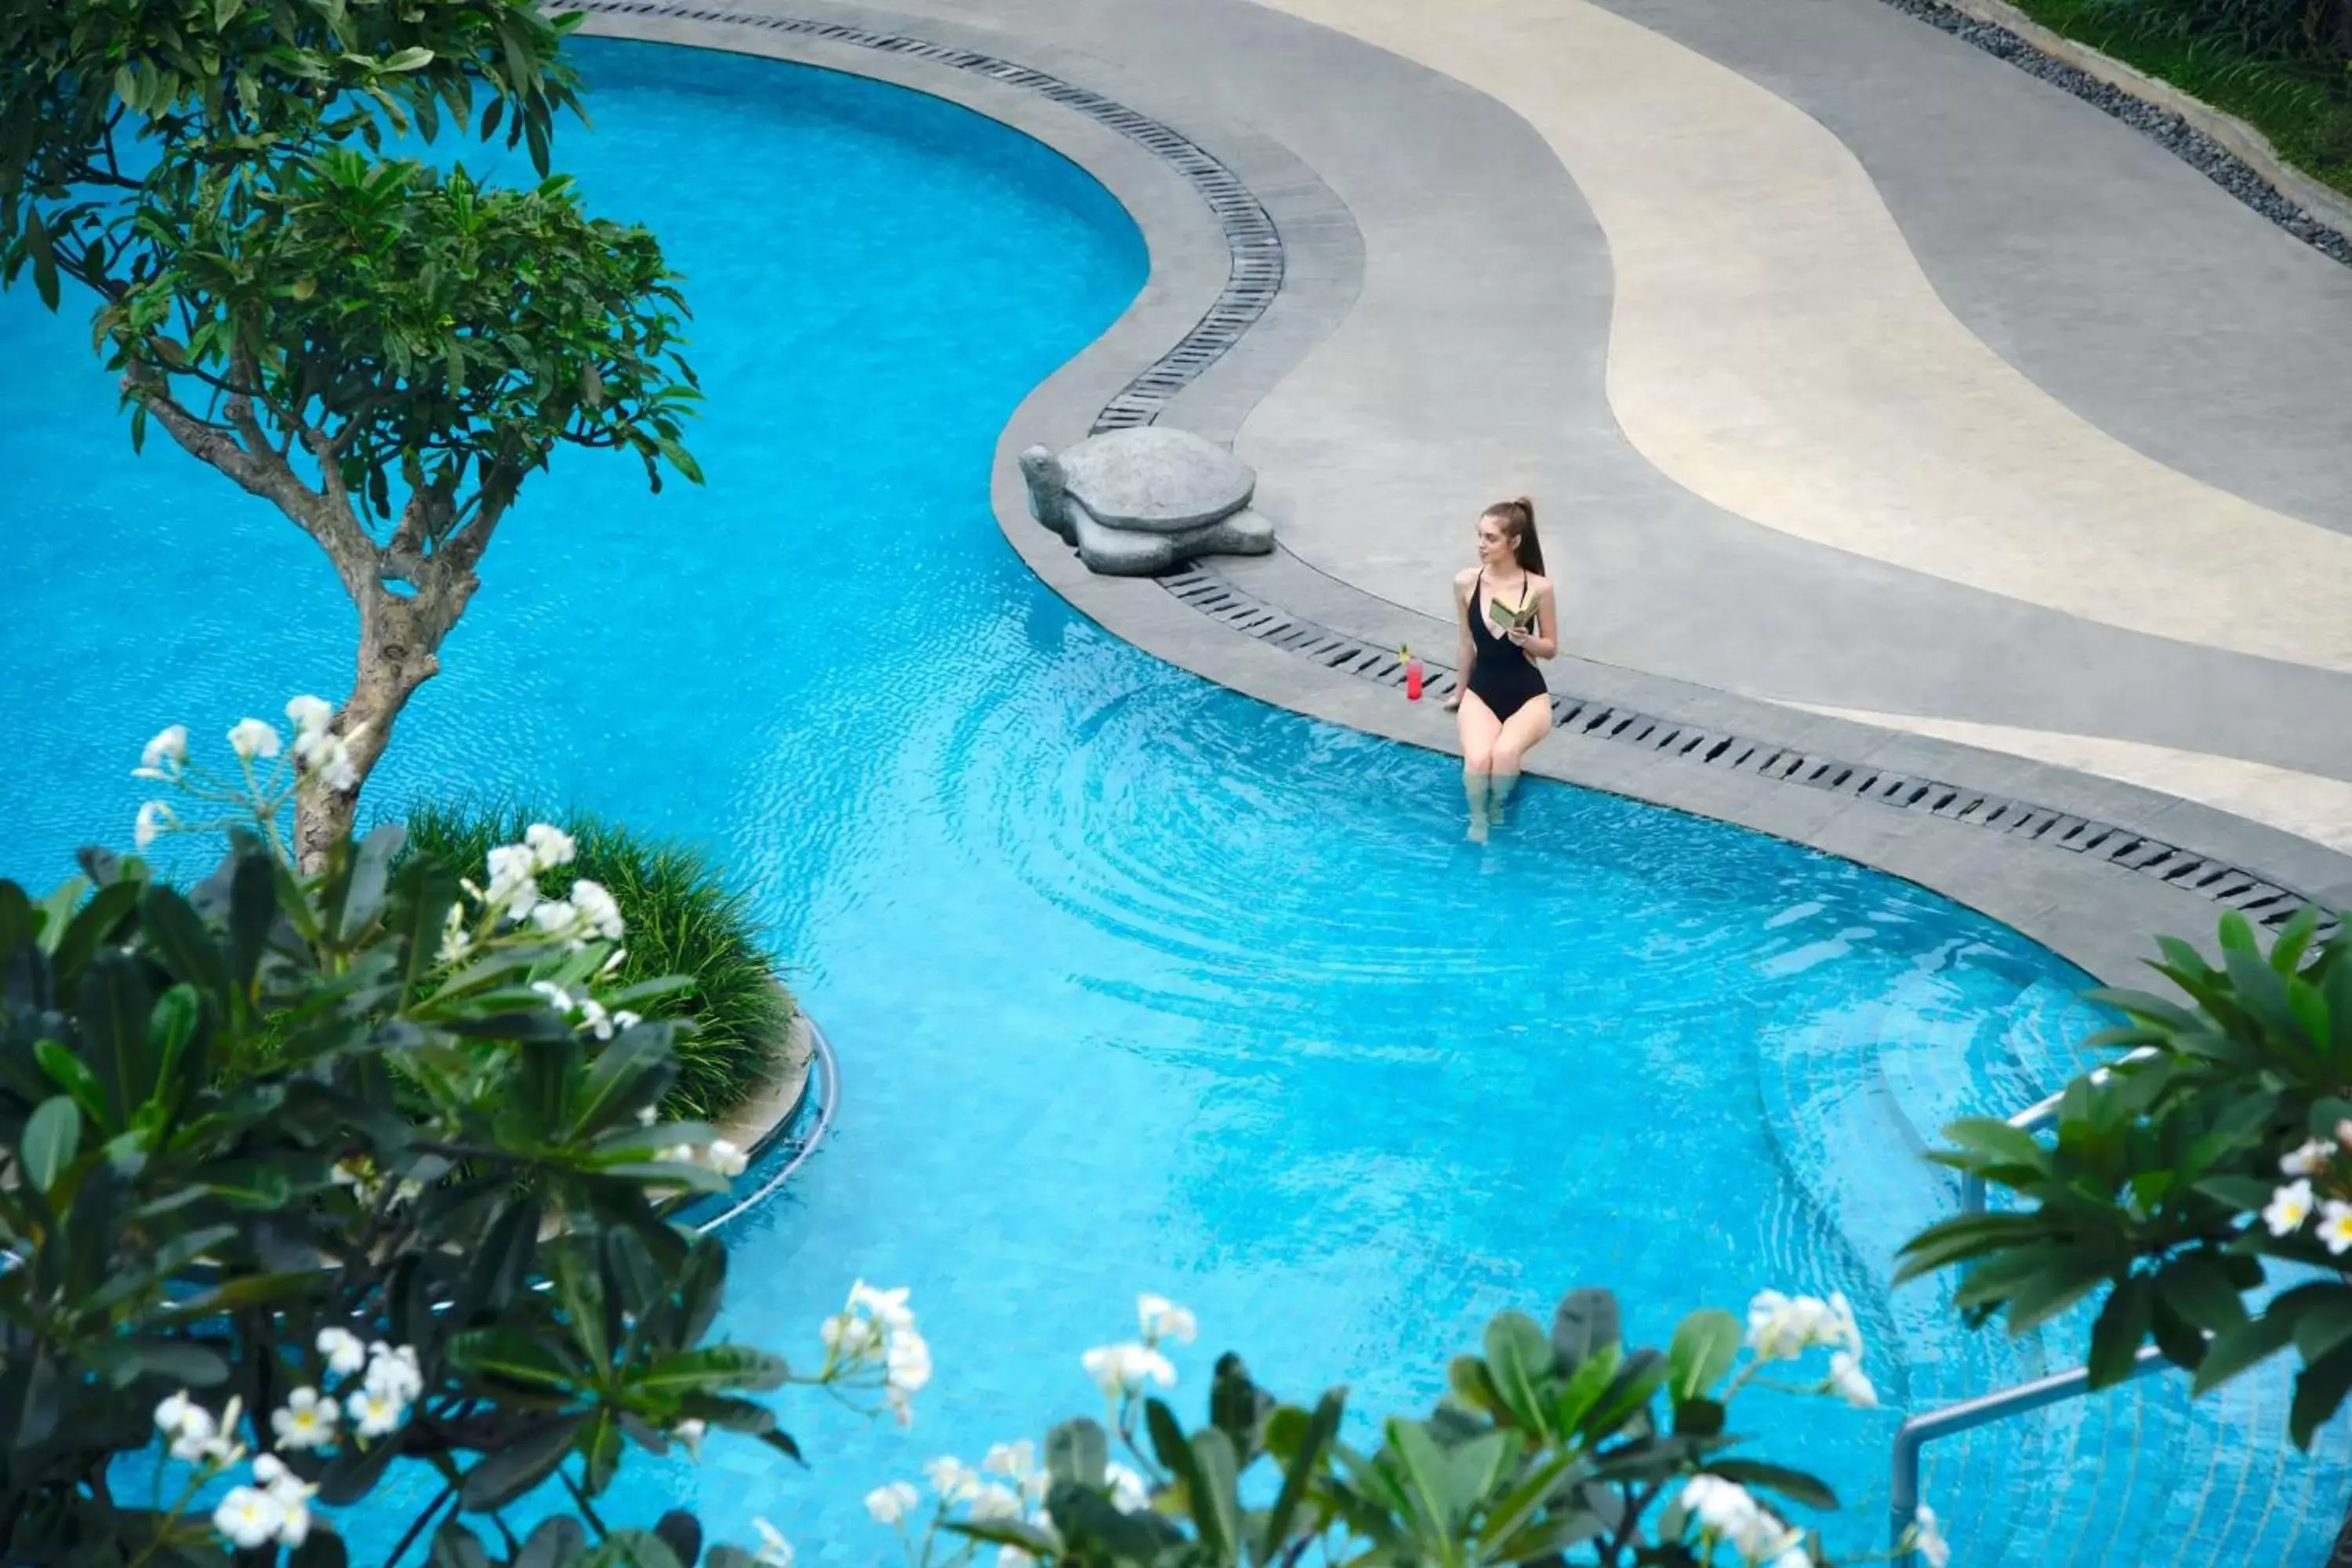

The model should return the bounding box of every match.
[293,575,476,874]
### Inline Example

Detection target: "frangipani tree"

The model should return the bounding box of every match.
[1,0,701,869]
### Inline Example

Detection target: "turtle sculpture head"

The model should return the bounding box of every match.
[1018,445,1075,543]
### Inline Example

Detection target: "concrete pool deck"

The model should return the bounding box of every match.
[568,0,2352,987]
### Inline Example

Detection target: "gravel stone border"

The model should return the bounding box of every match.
[1875,0,2352,266]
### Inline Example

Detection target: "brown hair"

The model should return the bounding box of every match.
[1483,497,1544,574]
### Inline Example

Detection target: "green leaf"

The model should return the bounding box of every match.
[35,1040,111,1132]
[2088,1277,2154,1388]
[1704,1459,1840,1511]
[27,209,57,310]
[1550,1287,1620,1370]
[635,1346,789,1396]
[1666,1308,1741,1402]
[445,1329,579,1393]
[226,846,278,999]
[1045,1417,1109,1486]
[139,885,231,1007]
[2292,1338,2352,1449]
[20,1098,79,1192]
[1482,1310,1552,1429]
[2194,1304,2304,1396]
[1184,1428,1241,1566]
[1262,1390,1343,1562]
[459,1416,580,1510]
[2155,1252,2251,1334]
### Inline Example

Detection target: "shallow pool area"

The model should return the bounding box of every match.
[2,38,2345,1568]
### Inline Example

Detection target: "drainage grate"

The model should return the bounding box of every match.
[575,1,2341,939]
[1162,566,2341,938]
[553,0,1281,430]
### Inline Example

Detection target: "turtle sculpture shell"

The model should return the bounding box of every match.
[1058,426,1255,535]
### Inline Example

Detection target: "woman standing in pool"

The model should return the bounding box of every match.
[1443,497,1556,840]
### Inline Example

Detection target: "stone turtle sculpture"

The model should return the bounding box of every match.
[1018,426,1275,575]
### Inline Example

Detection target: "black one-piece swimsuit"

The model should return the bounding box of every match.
[1465,568,1547,720]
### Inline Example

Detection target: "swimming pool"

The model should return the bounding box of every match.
[0,37,2340,1567]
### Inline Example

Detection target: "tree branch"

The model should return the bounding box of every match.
[134,371,378,606]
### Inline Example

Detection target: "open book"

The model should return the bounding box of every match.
[1486,593,1539,634]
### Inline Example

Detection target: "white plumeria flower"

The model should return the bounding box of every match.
[1828,1350,1878,1409]
[674,1417,706,1461]
[154,1390,216,1461]
[529,899,583,940]
[851,1281,916,1330]
[532,981,577,1013]
[982,1439,1036,1479]
[1103,1462,1151,1514]
[752,1518,793,1568]
[365,1342,423,1403]
[133,799,175,850]
[571,878,625,940]
[285,695,334,736]
[524,822,577,870]
[317,1327,368,1377]
[1744,1290,1859,1362]
[315,740,359,793]
[1680,1474,1759,1537]
[2319,1200,2352,1255]
[1138,1293,1198,1345]
[1913,1504,1951,1568]
[251,1454,317,1546]
[212,1486,285,1550]
[2284,1138,2335,1178]
[2265,1179,2316,1236]
[346,1385,405,1439]
[615,1010,643,1031]
[925,1455,982,1504]
[227,717,281,760]
[578,998,615,1040]
[137,724,188,776]
[484,844,539,916]
[1081,1341,1176,1398]
[971,1483,1024,1523]
[270,1386,337,1450]
[707,1139,748,1178]
[866,1479,920,1525]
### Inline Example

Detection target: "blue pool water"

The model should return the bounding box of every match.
[2,40,2343,1567]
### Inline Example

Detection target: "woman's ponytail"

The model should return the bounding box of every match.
[1483,497,1545,575]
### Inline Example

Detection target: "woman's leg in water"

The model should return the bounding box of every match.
[1457,692,1502,842]
[1487,695,1553,824]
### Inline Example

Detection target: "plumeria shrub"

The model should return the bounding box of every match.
[1899,906,2352,1448]
[0,717,927,1564]
[891,1287,1945,1568]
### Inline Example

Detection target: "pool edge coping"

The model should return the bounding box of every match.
[562,0,2352,989]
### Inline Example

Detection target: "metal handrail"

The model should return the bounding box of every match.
[1896,1044,2168,1560]
[1888,1345,2169,1564]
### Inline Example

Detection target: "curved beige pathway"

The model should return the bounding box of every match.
[1250,0,2352,676]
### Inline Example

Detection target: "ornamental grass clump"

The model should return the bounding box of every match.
[402,801,795,1123]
